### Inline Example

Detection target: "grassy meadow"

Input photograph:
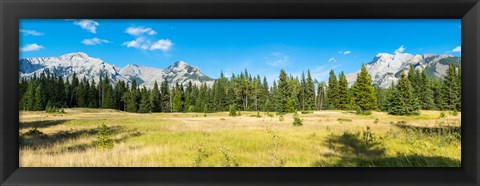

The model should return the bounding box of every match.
[19,108,461,167]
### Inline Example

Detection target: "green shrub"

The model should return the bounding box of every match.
[220,118,226,121]
[374,118,379,124]
[440,112,446,118]
[450,110,458,116]
[23,128,48,139]
[193,145,209,167]
[218,146,239,167]
[292,113,303,126]
[256,112,261,118]
[279,115,285,122]
[356,107,372,115]
[229,105,237,117]
[93,124,114,150]
[267,112,274,117]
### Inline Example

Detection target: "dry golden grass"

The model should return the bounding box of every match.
[19,109,461,167]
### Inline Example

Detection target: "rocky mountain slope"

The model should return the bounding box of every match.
[346,52,460,88]
[19,52,215,88]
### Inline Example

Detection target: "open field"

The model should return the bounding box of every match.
[19,108,461,167]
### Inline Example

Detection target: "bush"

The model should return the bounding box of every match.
[440,112,446,118]
[356,107,371,115]
[220,118,226,121]
[193,145,210,167]
[374,118,379,124]
[218,146,239,167]
[450,110,458,116]
[267,112,274,117]
[229,105,237,117]
[257,112,261,118]
[93,124,114,150]
[23,128,48,139]
[279,115,285,122]
[292,113,303,126]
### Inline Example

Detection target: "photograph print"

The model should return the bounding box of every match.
[19,19,461,167]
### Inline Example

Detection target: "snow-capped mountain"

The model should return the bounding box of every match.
[346,52,460,88]
[19,52,215,88]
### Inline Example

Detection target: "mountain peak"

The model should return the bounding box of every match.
[172,60,189,68]
[60,52,89,59]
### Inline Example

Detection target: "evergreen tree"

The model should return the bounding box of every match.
[124,80,138,112]
[337,71,350,110]
[160,79,171,112]
[440,63,461,110]
[419,69,436,110]
[326,69,338,109]
[138,86,151,113]
[23,79,36,110]
[316,82,327,110]
[150,81,161,112]
[387,71,420,115]
[88,79,99,108]
[305,70,315,110]
[351,64,377,112]
[33,84,46,110]
[276,69,289,113]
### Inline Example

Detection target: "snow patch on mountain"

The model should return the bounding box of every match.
[19,52,215,89]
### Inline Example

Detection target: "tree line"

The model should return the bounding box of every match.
[19,63,461,116]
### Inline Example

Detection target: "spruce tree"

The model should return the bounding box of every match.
[23,80,36,110]
[352,64,377,113]
[440,63,461,110]
[316,82,327,110]
[326,69,338,109]
[138,86,151,113]
[387,71,420,115]
[337,71,350,110]
[160,79,171,112]
[305,70,315,110]
[150,81,161,112]
[33,84,46,110]
[419,69,436,110]
[276,69,289,113]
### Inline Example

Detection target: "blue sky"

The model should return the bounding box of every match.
[20,19,461,82]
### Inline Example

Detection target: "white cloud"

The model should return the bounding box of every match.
[73,19,99,33]
[82,37,110,45]
[452,46,461,53]
[19,29,44,36]
[343,51,351,55]
[150,39,173,52]
[266,52,288,67]
[123,26,173,52]
[125,26,157,36]
[328,57,337,62]
[394,45,406,54]
[20,43,44,52]
[123,38,145,48]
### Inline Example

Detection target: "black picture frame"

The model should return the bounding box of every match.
[1,0,479,185]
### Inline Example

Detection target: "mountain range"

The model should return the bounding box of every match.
[19,52,215,88]
[346,52,460,88]
[19,52,460,89]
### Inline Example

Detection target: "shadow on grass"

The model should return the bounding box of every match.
[394,123,461,135]
[20,125,124,149]
[20,120,70,129]
[314,130,460,167]
[313,154,460,167]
